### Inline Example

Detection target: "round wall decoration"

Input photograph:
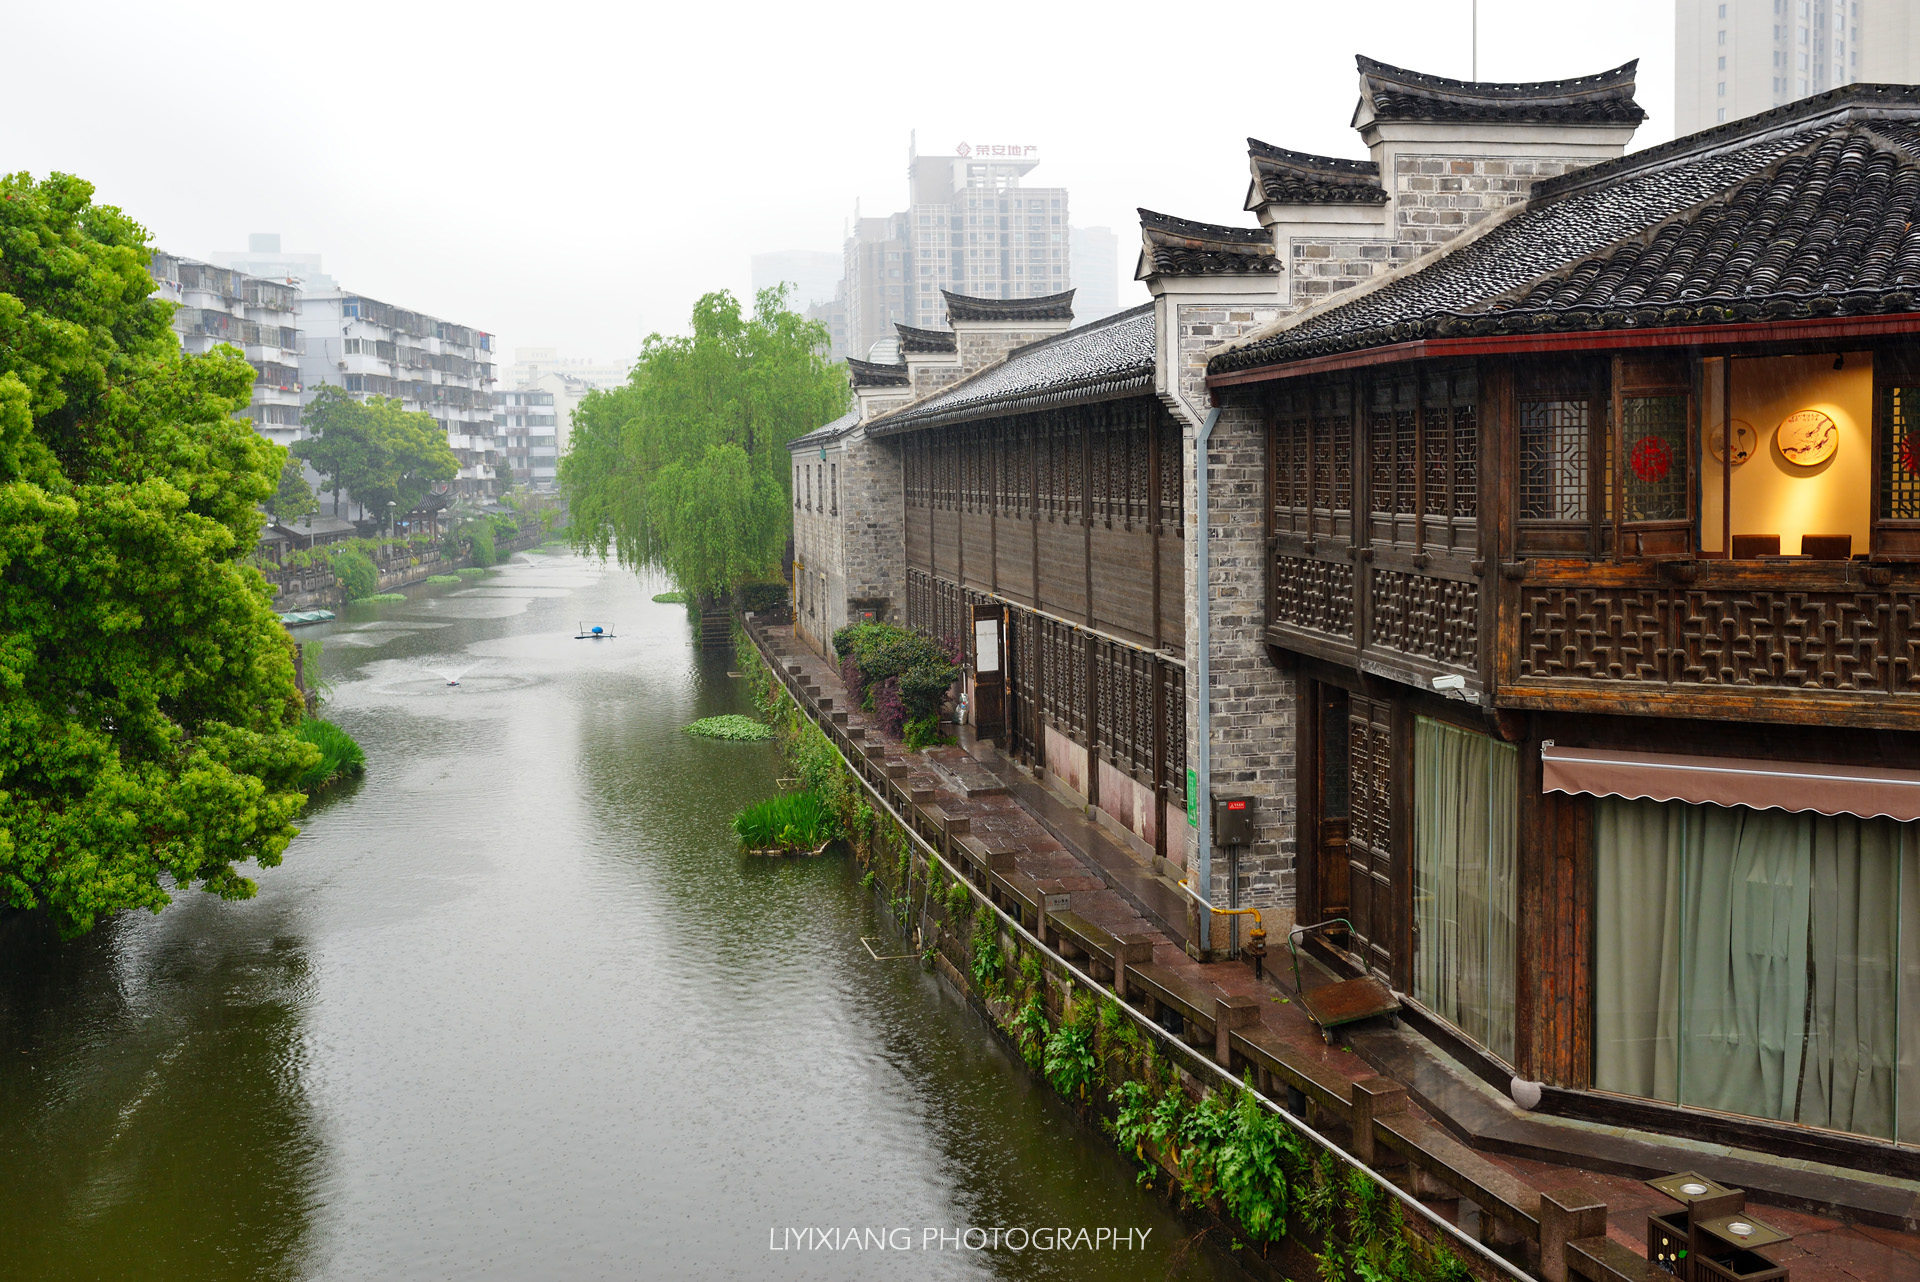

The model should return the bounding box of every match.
[1629,434,1673,483]
[1777,410,1838,467]
[1709,419,1758,465]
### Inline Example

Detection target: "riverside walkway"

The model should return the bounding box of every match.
[746,615,1920,1282]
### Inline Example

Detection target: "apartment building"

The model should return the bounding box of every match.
[493,389,558,486]
[149,251,306,446]
[297,291,501,497]
[1676,0,1919,134]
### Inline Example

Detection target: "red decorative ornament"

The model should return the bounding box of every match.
[1901,436,1920,475]
[1630,434,1672,483]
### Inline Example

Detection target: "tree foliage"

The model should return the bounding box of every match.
[264,457,318,523]
[292,385,457,526]
[559,287,847,598]
[0,171,317,936]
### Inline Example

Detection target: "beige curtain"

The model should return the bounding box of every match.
[1413,718,1517,1064]
[1903,828,1920,1143]
[1678,806,1811,1121]
[1594,797,1684,1101]
[1802,817,1902,1138]
[1596,797,1916,1138]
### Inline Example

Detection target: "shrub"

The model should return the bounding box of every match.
[831,621,957,737]
[870,676,907,738]
[362,592,406,603]
[328,548,379,600]
[295,717,365,792]
[467,521,496,567]
[425,574,460,584]
[903,713,951,752]
[685,715,773,741]
[455,567,486,578]
[732,791,838,852]
[735,580,788,613]
[652,590,688,604]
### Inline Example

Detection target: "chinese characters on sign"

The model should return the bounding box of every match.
[955,143,1038,158]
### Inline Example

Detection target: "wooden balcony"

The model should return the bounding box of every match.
[1497,558,1920,728]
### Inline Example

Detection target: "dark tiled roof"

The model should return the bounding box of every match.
[867,304,1156,435]
[847,356,910,387]
[1356,55,1646,126]
[1246,139,1387,205]
[789,408,861,452]
[1212,88,1920,375]
[1137,209,1279,278]
[942,288,1076,323]
[895,322,957,355]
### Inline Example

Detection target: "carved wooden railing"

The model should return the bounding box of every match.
[1267,540,1486,694]
[1498,559,1920,728]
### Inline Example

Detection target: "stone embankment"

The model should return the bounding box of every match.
[263,532,549,611]
[742,617,1920,1282]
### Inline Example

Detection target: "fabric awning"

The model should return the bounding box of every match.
[1540,743,1920,822]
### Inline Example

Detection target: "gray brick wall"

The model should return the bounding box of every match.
[1392,153,1585,251]
[840,427,903,623]
[1182,397,1296,941]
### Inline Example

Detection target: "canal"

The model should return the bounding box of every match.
[0,550,1236,1280]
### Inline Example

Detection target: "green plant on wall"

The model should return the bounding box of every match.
[1012,993,1050,1070]
[1042,1001,1099,1101]
[968,913,1004,998]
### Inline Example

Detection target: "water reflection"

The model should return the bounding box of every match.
[0,553,1233,1280]
[0,903,322,1279]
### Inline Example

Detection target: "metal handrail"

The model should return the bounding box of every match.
[747,623,1530,1282]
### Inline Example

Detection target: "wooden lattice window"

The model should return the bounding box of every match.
[1882,385,1920,521]
[1620,395,1688,523]
[1272,386,1310,536]
[1158,415,1182,531]
[1519,400,1591,522]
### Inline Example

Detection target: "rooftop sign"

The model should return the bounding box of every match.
[956,142,1037,158]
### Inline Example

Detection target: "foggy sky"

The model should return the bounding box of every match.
[4,1,1674,372]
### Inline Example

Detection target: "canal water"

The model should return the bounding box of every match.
[0,550,1236,1280]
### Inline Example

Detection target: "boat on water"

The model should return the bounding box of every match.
[278,609,336,627]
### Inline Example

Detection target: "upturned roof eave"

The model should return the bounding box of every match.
[1205,310,1920,390]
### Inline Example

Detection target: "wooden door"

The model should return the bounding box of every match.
[1346,693,1398,978]
[970,603,1006,742]
[1314,686,1352,924]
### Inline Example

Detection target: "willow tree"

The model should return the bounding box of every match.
[560,287,847,598]
[0,171,315,936]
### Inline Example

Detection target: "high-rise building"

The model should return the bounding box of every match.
[1070,225,1121,323]
[149,251,307,445]
[837,140,1073,360]
[211,232,336,292]
[804,294,850,361]
[750,251,842,312]
[1676,0,1918,136]
[497,348,631,487]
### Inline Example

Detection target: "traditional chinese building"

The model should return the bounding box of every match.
[788,55,1920,1175]
[1210,79,1920,1163]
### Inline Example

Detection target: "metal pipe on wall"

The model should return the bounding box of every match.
[1192,408,1220,954]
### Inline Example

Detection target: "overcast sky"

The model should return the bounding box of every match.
[5,0,1674,371]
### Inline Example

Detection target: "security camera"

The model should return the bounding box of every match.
[1430,674,1467,691]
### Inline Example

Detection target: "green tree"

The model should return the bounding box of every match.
[263,457,318,523]
[560,286,847,598]
[0,171,317,936]
[292,386,456,528]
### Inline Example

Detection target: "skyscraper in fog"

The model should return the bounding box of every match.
[1676,0,1919,137]
[838,139,1073,360]
[750,251,842,311]
[1070,226,1120,323]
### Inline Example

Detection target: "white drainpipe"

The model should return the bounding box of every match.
[1191,407,1220,954]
